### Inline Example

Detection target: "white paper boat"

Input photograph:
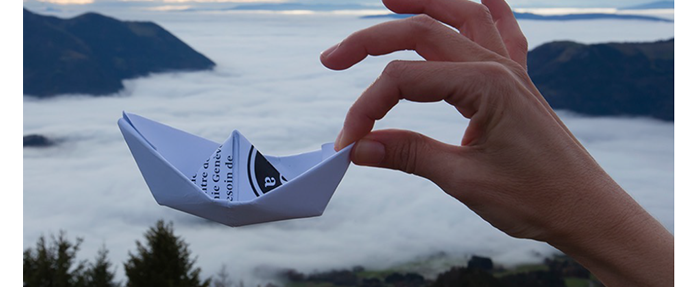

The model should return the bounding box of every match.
[117,112,352,227]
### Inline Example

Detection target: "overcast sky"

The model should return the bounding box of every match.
[21,0,671,9]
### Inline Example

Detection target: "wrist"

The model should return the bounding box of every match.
[544,173,674,287]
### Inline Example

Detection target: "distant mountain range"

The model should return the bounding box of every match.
[23,8,673,122]
[23,8,215,97]
[510,12,672,22]
[528,39,674,121]
[360,1,673,22]
[622,1,674,10]
[226,3,374,11]
[188,1,674,13]
[363,11,672,22]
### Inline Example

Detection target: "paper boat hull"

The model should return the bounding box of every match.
[118,113,352,227]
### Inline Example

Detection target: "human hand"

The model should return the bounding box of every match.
[321,0,605,243]
[321,0,673,286]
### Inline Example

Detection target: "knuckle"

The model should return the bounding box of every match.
[407,14,440,33]
[344,29,362,43]
[344,26,373,46]
[504,34,529,54]
[516,35,529,51]
[345,103,363,121]
[480,61,512,79]
[390,132,425,175]
[506,59,529,80]
[472,3,495,23]
[475,62,519,104]
[346,98,380,122]
[382,60,409,80]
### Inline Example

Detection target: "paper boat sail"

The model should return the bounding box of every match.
[117,112,352,227]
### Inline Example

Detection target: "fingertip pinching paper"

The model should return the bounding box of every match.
[118,112,352,227]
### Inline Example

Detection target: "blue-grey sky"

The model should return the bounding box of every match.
[21,0,671,9]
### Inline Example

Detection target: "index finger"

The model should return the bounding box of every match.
[335,60,512,150]
[320,15,502,71]
[382,0,510,59]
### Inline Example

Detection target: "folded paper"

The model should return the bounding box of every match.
[117,112,352,227]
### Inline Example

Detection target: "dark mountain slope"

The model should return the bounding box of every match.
[24,8,215,97]
[528,39,674,121]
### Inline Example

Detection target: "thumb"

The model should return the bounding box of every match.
[351,129,465,187]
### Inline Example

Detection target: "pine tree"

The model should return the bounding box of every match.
[85,245,120,287]
[23,231,88,287]
[124,220,210,287]
[212,264,233,287]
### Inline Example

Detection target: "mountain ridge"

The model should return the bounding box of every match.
[527,38,674,121]
[361,11,672,22]
[23,8,216,97]
[621,1,674,10]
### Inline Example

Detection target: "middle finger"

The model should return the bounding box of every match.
[383,0,510,59]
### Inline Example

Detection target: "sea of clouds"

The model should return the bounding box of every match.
[23,7,674,285]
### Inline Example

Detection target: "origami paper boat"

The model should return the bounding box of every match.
[117,112,352,227]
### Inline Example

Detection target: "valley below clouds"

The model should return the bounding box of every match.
[23,9,674,284]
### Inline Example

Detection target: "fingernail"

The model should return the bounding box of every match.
[321,42,340,59]
[334,128,345,151]
[353,139,385,166]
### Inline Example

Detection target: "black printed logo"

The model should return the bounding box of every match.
[247,147,287,197]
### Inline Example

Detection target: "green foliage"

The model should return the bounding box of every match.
[23,231,92,287]
[25,224,596,287]
[124,220,210,287]
[85,245,120,287]
[432,267,504,287]
[212,264,245,287]
[493,263,548,278]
